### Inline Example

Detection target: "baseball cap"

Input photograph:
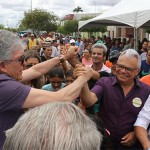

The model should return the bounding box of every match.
[69,39,75,44]
[109,50,120,62]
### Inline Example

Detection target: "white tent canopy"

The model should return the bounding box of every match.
[78,0,150,30]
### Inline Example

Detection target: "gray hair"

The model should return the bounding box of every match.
[3,102,102,150]
[92,43,107,56]
[120,49,141,68]
[0,30,26,61]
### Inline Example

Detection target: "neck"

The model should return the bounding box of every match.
[92,63,103,71]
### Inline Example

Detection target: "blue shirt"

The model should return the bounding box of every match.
[42,83,66,91]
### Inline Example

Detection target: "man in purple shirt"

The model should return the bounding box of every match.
[74,49,150,150]
[0,30,92,149]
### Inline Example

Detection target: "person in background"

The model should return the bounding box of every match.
[3,102,103,150]
[110,39,122,52]
[27,33,39,50]
[138,41,148,55]
[65,69,75,86]
[140,74,150,86]
[76,37,84,56]
[41,46,52,62]
[42,67,66,91]
[109,50,120,75]
[24,50,45,89]
[51,40,60,57]
[139,48,150,78]
[82,48,93,66]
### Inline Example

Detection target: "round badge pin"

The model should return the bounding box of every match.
[132,98,142,107]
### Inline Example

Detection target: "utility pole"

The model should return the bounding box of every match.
[31,0,32,12]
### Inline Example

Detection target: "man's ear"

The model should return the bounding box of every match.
[136,68,141,76]
[0,62,7,73]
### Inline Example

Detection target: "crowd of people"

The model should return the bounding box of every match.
[0,29,150,150]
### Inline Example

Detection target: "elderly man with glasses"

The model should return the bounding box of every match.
[0,30,92,149]
[74,49,150,150]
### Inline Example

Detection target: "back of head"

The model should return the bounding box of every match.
[3,102,102,150]
[49,67,64,79]
[0,30,26,61]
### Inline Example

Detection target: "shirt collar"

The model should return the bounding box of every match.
[112,76,141,87]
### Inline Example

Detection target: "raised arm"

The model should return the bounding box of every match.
[21,46,78,83]
[73,64,98,108]
[22,65,92,108]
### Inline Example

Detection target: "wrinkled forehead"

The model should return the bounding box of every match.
[117,55,138,68]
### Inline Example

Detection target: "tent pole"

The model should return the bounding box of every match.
[134,27,136,50]
[134,27,138,51]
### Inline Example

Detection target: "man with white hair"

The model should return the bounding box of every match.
[3,102,102,150]
[74,49,150,150]
[0,30,92,148]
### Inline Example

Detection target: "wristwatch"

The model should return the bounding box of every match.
[58,55,65,63]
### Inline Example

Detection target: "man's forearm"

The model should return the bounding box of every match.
[80,83,97,107]
[22,57,61,82]
[57,76,89,101]
[135,126,150,150]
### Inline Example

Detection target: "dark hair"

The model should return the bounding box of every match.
[66,69,74,78]
[24,50,41,63]
[49,67,64,79]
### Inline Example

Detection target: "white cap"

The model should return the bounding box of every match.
[69,39,75,44]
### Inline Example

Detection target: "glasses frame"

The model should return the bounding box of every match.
[2,55,25,65]
[116,63,138,73]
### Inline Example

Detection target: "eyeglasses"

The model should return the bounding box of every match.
[116,63,138,73]
[26,64,34,68]
[2,55,25,65]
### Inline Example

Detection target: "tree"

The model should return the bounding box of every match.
[57,25,68,34]
[21,9,59,32]
[0,24,5,29]
[64,20,78,34]
[73,6,83,13]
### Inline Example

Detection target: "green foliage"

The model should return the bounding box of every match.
[64,20,78,34]
[73,6,83,13]
[0,24,17,32]
[57,25,68,34]
[0,24,5,29]
[21,9,58,32]
[81,25,107,33]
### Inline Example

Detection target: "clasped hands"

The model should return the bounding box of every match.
[73,64,92,81]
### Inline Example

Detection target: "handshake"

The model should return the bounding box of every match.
[73,64,92,81]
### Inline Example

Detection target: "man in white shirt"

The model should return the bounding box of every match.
[134,95,150,150]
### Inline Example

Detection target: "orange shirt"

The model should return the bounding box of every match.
[140,74,150,86]
[105,60,112,68]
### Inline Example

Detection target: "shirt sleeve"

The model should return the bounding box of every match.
[0,79,31,111]
[134,95,150,129]
[91,79,104,99]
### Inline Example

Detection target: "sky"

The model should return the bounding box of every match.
[0,0,121,28]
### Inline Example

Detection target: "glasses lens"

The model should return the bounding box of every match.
[19,55,25,65]
[26,64,33,68]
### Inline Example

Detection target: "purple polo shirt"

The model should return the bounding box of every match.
[0,74,31,149]
[91,76,150,142]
